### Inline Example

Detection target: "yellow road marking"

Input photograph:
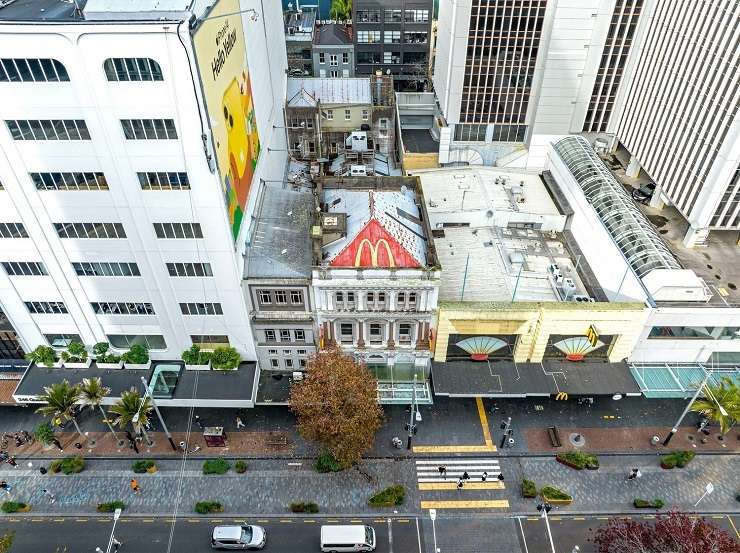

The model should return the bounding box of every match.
[55,518,66,522]
[31,519,44,522]
[350,519,362,523]
[596,517,609,520]
[9,519,19,523]
[210,519,223,523]
[413,444,498,452]
[327,519,339,523]
[573,517,585,521]
[420,500,509,509]
[726,515,739,540]
[642,516,655,519]
[304,520,316,523]
[188,519,200,523]
[475,397,493,447]
[141,519,154,523]
[279,519,292,523]
[418,482,505,491]
[712,516,724,519]
[398,519,410,523]
[527,517,539,521]
[75,518,88,522]
[550,517,561,521]
[373,519,386,523]
[257,519,269,523]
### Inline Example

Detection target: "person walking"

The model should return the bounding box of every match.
[462,471,470,480]
[437,465,447,480]
[456,478,464,490]
[194,415,204,430]
[112,537,122,551]
[42,488,55,503]
[627,468,639,481]
[481,471,488,482]
[235,416,245,429]
[497,473,504,482]
[130,479,141,494]
[6,456,17,468]
[0,481,11,496]
[52,438,63,451]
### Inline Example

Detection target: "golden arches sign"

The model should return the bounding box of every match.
[354,238,396,267]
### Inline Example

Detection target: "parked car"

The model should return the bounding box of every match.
[211,525,266,550]
[632,182,656,203]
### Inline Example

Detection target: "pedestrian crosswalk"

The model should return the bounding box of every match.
[415,458,509,510]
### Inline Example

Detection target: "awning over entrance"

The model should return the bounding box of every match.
[432,359,642,397]
[629,362,740,399]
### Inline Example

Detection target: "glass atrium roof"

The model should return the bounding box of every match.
[553,136,680,278]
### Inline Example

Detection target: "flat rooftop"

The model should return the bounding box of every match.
[401,129,438,154]
[285,9,316,41]
[0,0,211,21]
[435,226,591,302]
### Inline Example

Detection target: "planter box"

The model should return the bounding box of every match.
[185,363,211,371]
[52,360,64,368]
[541,495,573,506]
[63,359,91,369]
[124,361,151,370]
[18,504,31,513]
[96,361,123,370]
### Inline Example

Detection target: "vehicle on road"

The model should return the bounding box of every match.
[320,525,376,552]
[211,525,266,550]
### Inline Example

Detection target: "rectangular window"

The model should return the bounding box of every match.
[330,70,339,78]
[319,52,325,64]
[45,333,81,348]
[268,349,278,355]
[179,302,223,315]
[290,290,303,304]
[342,52,349,64]
[270,358,280,368]
[6,119,89,141]
[297,349,307,356]
[356,9,381,22]
[2,261,47,276]
[339,323,353,343]
[121,119,177,140]
[72,262,140,277]
[31,172,108,191]
[54,222,126,239]
[294,329,305,341]
[383,52,401,64]
[325,109,334,120]
[137,172,189,190]
[299,358,307,368]
[273,290,287,305]
[91,302,155,315]
[258,290,272,304]
[280,329,291,341]
[647,326,740,340]
[397,292,405,303]
[285,358,294,369]
[344,109,351,121]
[103,58,163,82]
[369,322,383,343]
[0,222,28,238]
[153,222,203,239]
[0,58,69,82]
[25,301,68,314]
[329,54,338,67]
[404,31,428,44]
[362,109,369,121]
[107,334,166,350]
[384,31,401,44]
[398,322,413,342]
[265,329,276,341]
[384,9,402,22]
[357,52,382,64]
[165,262,213,277]
[404,9,429,22]
[357,31,381,43]
[190,335,229,348]
[283,349,292,356]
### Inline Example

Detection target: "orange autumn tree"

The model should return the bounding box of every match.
[290,347,383,468]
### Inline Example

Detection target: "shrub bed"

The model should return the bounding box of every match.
[633,498,664,509]
[315,451,342,473]
[195,501,223,514]
[132,460,157,474]
[290,501,319,513]
[556,451,599,470]
[1,501,28,514]
[660,450,695,469]
[368,485,406,507]
[97,501,126,513]
[235,460,247,474]
[202,459,230,475]
[49,456,85,475]
[522,479,537,498]
[540,486,572,502]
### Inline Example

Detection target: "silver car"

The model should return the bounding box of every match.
[211,525,266,550]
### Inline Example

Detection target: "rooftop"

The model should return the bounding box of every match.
[284,8,316,41]
[244,178,315,280]
[0,0,209,21]
[313,23,352,46]
[287,78,371,107]
[0,0,86,21]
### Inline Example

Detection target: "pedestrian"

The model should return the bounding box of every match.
[456,478,464,490]
[235,416,245,429]
[462,471,470,480]
[497,473,504,482]
[481,471,488,482]
[112,537,122,551]
[438,465,447,480]
[627,468,638,481]
[125,431,139,454]
[39,466,47,475]
[635,468,642,479]
[179,441,187,452]
[42,488,55,503]
[7,456,17,468]
[194,415,203,429]
[52,438,63,451]
[74,442,82,450]
[0,481,11,496]
[130,479,141,494]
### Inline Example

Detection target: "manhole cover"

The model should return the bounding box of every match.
[568,433,586,447]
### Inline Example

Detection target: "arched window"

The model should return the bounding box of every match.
[0,58,69,82]
[103,58,163,82]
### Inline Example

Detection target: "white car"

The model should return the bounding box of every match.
[211,525,266,550]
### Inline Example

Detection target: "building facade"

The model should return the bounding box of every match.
[312,24,354,78]
[285,8,316,76]
[352,0,432,91]
[0,0,288,362]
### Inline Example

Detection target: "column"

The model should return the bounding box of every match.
[386,319,396,349]
[325,290,334,311]
[648,184,664,210]
[625,155,641,178]
[356,291,365,311]
[389,291,397,311]
[416,321,428,350]
[356,320,365,348]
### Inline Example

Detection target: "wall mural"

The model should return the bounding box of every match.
[446,334,516,361]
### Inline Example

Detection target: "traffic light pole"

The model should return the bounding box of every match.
[537,503,556,553]
[500,417,512,448]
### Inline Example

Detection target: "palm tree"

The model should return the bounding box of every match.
[108,388,154,446]
[78,377,123,446]
[35,380,83,436]
[690,376,740,434]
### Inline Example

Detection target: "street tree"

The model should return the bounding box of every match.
[0,530,14,553]
[593,510,739,553]
[35,380,83,437]
[78,377,121,444]
[289,347,383,468]
[690,376,739,434]
[329,0,351,21]
[108,387,154,445]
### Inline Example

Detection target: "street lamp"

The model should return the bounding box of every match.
[406,374,418,450]
[537,503,556,553]
[95,507,122,553]
[429,508,439,553]
[663,369,725,446]
[694,482,714,507]
[139,376,177,451]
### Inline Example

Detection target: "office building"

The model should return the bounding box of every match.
[352,0,433,91]
[0,0,288,367]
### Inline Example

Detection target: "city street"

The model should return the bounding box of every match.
[0,516,423,553]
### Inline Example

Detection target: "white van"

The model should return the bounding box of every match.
[320,525,376,552]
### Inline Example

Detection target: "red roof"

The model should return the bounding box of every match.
[330,218,421,268]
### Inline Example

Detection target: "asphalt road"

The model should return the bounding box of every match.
[516,513,740,552]
[0,516,423,553]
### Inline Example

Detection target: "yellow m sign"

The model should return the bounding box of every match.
[354,238,396,267]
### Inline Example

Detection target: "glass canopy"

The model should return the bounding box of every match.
[553,136,680,278]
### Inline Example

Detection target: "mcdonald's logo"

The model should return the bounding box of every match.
[555,392,568,401]
[586,325,599,348]
[354,238,397,267]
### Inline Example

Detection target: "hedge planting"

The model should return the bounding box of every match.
[540,486,572,501]
[202,459,230,475]
[195,501,224,514]
[556,451,599,470]
[132,460,157,474]
[315,451,342,473]
[290,501,320,513]
[97,501,126,513]
[660,450,695,469]
[522,479,537,498]
[49,456,85,475]
[368,485,406,507]
[235,460,248,474]
[1,502,28,514]
[633,498,664,509]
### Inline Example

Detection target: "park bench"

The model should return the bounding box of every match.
[547,426,562,448]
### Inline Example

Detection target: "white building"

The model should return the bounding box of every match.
[0,0,288,362]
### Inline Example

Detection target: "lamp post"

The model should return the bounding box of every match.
[139,376,177,451]
[663,369,726,446]
[429,508,439,553]
[95,507,121,553]
[537,503,556,553]
[406,374,418,450]
[694,482,714,507]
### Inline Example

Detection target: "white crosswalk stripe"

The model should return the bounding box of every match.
[415,459,501,483]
